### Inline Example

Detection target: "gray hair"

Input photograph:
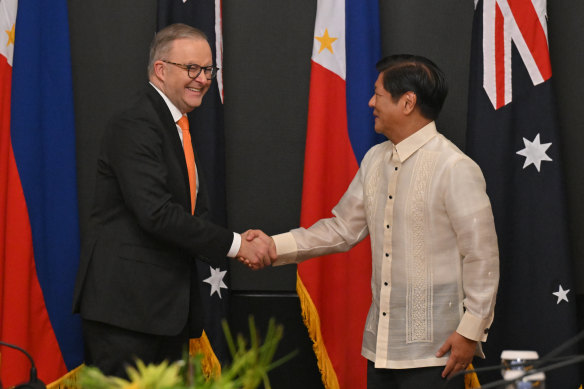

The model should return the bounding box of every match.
[147,23,208,77]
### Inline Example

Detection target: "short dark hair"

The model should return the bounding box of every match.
[148,23,208,77]
[375,54,448,120]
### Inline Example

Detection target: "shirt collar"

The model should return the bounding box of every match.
[149,82,184,123]
[393,121,438,162]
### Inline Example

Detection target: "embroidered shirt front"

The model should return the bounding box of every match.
[273,121,499,369]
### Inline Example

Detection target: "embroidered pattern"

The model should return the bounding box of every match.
[405,150,439,343]
[363,145,388,232]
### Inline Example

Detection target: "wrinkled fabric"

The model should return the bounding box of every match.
[273,122,499,368]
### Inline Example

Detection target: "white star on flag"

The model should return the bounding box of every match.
[203,266,227,298]
[516,133,552,172]
[552,284,570,304]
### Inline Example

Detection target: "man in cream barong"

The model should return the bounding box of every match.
[267,54,499,388]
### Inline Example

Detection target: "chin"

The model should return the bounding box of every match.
[186,100,203,110]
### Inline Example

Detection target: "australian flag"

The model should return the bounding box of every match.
[157,0,229,364]
[466,0,581,387]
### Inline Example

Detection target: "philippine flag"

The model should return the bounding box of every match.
[0,0,83,387]
[296,0,382,387]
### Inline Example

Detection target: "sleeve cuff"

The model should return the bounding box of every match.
[457,311,492,342]
[226,232,241,258]
[272,232,298,266]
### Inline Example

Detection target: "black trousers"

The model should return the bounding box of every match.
[82,319,189,378]
[367,360,465,389]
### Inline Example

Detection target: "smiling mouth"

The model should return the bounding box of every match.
[187,87,202,93]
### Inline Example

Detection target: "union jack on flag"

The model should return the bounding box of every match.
[480,0,551,109]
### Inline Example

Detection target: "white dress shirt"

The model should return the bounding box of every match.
[273,122,499,368]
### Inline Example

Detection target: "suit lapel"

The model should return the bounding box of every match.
[146,85,193,213]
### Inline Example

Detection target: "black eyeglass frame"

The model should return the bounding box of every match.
[161,60,219,80]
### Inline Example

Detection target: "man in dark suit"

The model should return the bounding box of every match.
[72,23,274,377]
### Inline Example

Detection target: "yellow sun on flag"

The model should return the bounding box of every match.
[5,23,15,47]
[315,28,337,54]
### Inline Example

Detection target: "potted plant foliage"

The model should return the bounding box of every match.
[73,317,296,389]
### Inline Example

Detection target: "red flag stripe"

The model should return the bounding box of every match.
[0,56,68,386]
[301,63,353,215]
[299,61,371,388]
[507,0,551,81]
[495,3,505,109]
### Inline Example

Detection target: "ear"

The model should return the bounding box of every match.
[153,60,166,81]
[402,91,417,115]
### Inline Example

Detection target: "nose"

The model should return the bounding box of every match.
[368,95,375,108]
[194,70,208,84]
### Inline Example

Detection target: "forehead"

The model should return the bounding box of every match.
[374,73,388,94]
[374,73,385,88]
[168,38,212,64]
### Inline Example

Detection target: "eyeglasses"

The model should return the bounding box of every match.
[162,60,219,80]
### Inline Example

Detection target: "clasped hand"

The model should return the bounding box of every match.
[236,229,276,270]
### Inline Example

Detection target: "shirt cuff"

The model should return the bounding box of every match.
[456,311,492,342]
[226,232,241,258]
[272,232,298,266]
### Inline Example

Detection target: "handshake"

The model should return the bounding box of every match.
[236,229,277,270]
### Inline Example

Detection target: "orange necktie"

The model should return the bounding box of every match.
[177,115,197,214]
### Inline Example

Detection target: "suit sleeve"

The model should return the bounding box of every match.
[103,113,233,260]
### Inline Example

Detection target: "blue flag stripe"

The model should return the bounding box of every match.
[10,0,83,369]
[345,0,384,164]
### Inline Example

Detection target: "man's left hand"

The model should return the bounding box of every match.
[436,331,477,379]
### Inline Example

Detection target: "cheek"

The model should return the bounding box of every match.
[378,109,391,125]
[376,104,386,118]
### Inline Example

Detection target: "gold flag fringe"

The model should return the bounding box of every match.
[189,329,221,379]
[13,282,484,389]
[298,271,482,389]
[464,364,481,388]
[29,331,219,389]
[47,364,84,389]
[296,273,340,389]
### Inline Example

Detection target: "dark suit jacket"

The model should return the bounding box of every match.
[73,84,233,337]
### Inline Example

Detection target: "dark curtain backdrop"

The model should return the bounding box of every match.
[68,1,584,386]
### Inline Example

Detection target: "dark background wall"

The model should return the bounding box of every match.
[68,0,584,386]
